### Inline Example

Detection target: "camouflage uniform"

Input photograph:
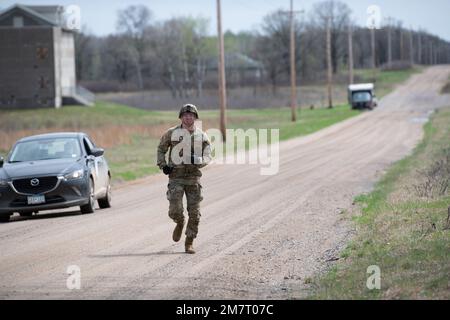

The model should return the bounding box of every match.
[157,105,211,241]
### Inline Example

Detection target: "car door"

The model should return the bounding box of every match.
[83,136,107,196]
[90,137,109,195]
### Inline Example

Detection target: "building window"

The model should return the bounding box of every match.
[37,47,49,60]
[38,76,49,89]
[13,16,24,27]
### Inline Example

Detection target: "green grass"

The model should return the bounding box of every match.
[106,135,161,182]
[0,68,420,183]
[310,107,450,300]
[0,101,178,129]
[223,104,358,140]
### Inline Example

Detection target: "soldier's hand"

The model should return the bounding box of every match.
[191,154,203,165]
[162,165,174,175]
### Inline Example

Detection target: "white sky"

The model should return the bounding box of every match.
[1,0,450,40]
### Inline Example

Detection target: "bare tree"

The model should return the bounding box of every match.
[150,17,211,98]
[74,26,92,80]
[178,17,211,98]
[73,2,450,97]
[256,10,302,95]
[348,22,354,84]
[102,35,139,85]
[116,5,153,90]
[311,0,352,74]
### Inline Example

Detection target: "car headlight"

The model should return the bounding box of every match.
[0,179,8,186]
[64,169,84,180]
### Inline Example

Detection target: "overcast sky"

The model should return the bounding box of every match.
[1,0,450,40]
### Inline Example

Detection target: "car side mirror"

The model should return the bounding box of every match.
[0,156,3,168]
[90,148,104,157]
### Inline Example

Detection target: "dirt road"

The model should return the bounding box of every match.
[1,66,449,299]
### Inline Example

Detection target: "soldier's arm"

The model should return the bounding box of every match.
[157,130,171,169]
[197,133,212,169]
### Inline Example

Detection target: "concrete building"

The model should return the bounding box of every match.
[0,4,94,109]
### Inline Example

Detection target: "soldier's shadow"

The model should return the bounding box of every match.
[89,251,185,258]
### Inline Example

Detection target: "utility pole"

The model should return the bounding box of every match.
[289,0,297,122]
[417,30,422,64]
[386,17,393,69]
[434,43,438,65]
[326,16,333,109]
[217,0,227,141]
[348,23,354,84]
[409,26,414,65]
[400,28,404,61]
[283,0,303,122]
[429,41,433,65]
[371,27,376,81]
[446,44,449,64]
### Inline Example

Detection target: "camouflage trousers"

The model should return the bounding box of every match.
[166,180,203,239]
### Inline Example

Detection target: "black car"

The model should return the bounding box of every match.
[0,132,112,222]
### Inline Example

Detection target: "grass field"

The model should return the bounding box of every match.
[310,106,450,299]
[98,67,421,112]
[0,67,420,183]
[98,84,350,111]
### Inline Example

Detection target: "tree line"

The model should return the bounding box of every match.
[75,1,450,96]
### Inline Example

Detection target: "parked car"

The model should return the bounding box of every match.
[348,83,378,110]
[0,132,111,222]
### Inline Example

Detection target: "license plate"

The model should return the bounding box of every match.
[27,195,45,205]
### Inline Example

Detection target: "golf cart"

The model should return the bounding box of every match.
[348,83,378,110]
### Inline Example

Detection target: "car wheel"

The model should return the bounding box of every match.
[0,214,11,223]
[19,211,33,217]
[98,177,112,209]
[80,178,95,214]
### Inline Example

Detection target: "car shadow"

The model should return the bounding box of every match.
[9,210,84,222]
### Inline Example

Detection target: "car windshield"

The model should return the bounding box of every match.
[9,138,82,162]
[352,91,372,102]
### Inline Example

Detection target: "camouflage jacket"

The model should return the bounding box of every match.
[157,124,211,184]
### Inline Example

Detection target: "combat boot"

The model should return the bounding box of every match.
[185,236,195,254]
[172,220,185,242]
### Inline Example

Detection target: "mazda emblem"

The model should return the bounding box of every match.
[30,178,40,187]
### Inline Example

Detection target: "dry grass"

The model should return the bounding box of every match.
[0,125,168,151]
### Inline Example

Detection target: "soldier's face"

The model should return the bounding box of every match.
[181,112,196,127]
